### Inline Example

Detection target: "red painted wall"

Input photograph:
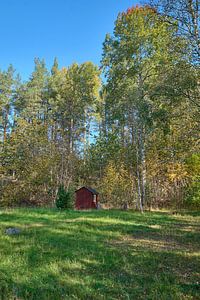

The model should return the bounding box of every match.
[75,188,98,210]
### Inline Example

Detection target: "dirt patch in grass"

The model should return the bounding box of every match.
[108,220,200,253]
[110,233,196,252]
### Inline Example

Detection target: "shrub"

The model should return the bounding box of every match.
[55,185,73,209]
[184,154,200,209]
[100,162,134,208]
[185,176,200,209]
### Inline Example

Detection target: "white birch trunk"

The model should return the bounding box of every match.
[132,109,144,212]
[140,126,146,206]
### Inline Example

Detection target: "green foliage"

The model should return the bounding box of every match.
[100,161,134,207]
[0,119,58,207]
[55,185,73,209]
[0,4,199,211]
[147,0,200,64]
[0,65,16,142]
[185,154,200,175]
[100,5,199,210]
[0,58,101,207]
[185,176,200,208]
[184,154,200,208]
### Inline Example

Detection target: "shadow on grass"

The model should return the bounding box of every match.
[0,209,199,300]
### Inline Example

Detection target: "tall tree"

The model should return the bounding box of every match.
[101,5,189,211]
[0,65,16,142]
[146,1,200,112]
[147,0,200,63]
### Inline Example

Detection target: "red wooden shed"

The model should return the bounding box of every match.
[75,187,99,210]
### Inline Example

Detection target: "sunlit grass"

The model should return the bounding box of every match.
[0,208,199,299]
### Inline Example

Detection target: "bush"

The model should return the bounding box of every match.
[184,154,200,209]
[55,185,73,209]
[185,176,200,209]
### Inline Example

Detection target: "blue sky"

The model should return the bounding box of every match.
[0,0,139,80]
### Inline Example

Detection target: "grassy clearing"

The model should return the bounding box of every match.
[0,208,199,300]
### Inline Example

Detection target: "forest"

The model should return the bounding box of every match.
[0,1,199,212]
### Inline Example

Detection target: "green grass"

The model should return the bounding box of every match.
[0,208,199,300]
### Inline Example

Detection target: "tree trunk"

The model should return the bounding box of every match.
[132,109,144,212]
[3,111,8,143]
[136,148,144,213]
[139,126,146,206]
[69,118,74,154]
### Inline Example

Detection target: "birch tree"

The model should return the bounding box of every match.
[101,5,186,211]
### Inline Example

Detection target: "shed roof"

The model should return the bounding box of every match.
[75,186,99,195]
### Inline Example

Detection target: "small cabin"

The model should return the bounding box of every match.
[75,187,99,210]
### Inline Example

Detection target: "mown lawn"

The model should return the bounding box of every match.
[0,209,199,300]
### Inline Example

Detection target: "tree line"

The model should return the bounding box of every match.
[0,1,199,211]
